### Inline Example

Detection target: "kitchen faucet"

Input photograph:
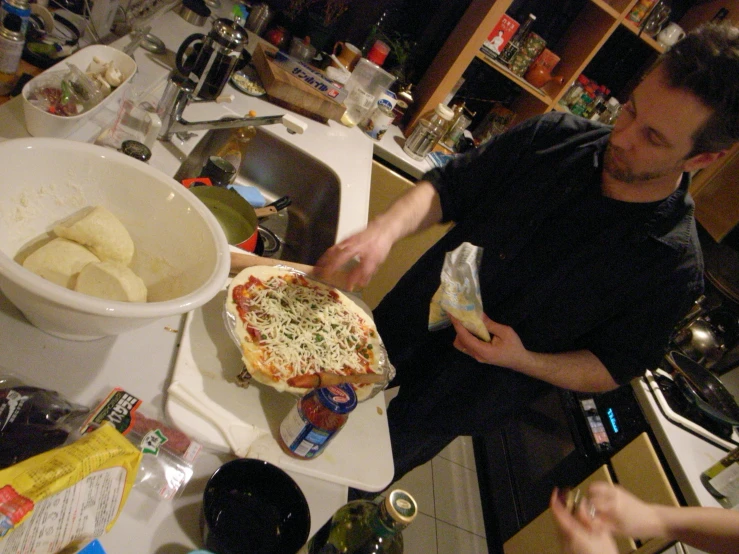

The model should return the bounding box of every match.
[155,71,306,142]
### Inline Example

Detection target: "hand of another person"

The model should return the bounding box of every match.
[314,222,394,292]
[450,314,530,370]
[550,488,619,554]
[585,482,665,540]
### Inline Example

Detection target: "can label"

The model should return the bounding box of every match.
[360,104,394,141]
[280,403,336,459]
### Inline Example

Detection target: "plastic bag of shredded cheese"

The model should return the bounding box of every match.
[428,242,491,341]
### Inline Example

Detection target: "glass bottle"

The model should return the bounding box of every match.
[299,489,418,553]
[403,103,454,161]
[560,74,589,109]
[498,13,536,66]
[598,97,622,125]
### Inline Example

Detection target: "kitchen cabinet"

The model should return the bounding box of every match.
[410,0,739,127]
[409,0,739,241]
[503,432,678,554]
[362,160,452,309]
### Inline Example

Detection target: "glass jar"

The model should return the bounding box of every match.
[403,103,454,161]
[279,384,357,459]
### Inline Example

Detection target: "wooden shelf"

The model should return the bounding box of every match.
[475,52,553,104]
[620,19,666,53]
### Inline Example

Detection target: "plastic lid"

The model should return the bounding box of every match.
[385,489,418,525]
[316,384,357,414]
[435,104,455,121]
[606,97,620,107]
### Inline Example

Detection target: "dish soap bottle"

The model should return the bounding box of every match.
[299,489,417,553]
[215,122,257,178]
[701,446,739,508]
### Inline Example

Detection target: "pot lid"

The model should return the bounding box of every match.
[703,240,739,304]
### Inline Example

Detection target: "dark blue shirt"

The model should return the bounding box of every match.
[375,113,703,388]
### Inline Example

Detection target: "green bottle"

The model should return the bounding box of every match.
[299,489,417,553]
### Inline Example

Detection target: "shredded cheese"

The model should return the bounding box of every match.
[234,274,376,379]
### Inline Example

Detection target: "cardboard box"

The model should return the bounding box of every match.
[251,44,346,124]
[483,14,520,57]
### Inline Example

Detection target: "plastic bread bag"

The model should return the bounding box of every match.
[428,242,491,341]
[0,372,91,470]
[222,264,395,401]
[79,388,202,501]
[0,424,141,551]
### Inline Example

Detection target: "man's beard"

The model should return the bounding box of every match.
[603,143,682,183]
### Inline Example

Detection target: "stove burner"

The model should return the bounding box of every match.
[258,227,280,255]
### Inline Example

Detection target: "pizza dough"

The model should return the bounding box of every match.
[226,266,385,400]
[75,261,147,302]
[54,206,135,265]
[22,238,101,289]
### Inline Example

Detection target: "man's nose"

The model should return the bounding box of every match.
[610,120,637,151]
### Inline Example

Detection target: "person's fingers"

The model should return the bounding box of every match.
[315,243,358,276]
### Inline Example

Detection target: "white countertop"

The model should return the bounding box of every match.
[0,5,395,552]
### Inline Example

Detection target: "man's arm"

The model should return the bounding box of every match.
[451,315,620,392]
[315,180,442,291]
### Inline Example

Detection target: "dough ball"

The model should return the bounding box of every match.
[54,206,135,265]
[22,238,100,289]
[75,261,148,302]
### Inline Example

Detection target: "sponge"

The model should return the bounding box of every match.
[228,185,266,207]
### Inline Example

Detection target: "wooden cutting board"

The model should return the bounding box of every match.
[251,43,346,124]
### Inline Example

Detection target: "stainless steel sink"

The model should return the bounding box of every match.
[173,127,340,265]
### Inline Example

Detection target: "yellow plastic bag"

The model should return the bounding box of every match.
[0,424,141,553]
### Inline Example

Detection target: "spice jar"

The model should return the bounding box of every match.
[279,384,357,459]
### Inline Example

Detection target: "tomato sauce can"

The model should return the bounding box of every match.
[279,384,357,459]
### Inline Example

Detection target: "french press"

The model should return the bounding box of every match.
[175,18,249,100]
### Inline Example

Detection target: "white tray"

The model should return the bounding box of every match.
[165,285,395,492]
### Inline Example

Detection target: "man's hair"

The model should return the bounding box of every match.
[657,22,739,155]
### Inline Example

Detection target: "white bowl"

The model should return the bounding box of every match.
[21,45,137,138]
[0,138,231,340]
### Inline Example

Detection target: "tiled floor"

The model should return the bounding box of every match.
[383,389,489,554]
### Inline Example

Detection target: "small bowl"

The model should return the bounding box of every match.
[202,459,310,554]
[21,45,137,138]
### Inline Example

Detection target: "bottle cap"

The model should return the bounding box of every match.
[435,104,454,121]
[385,489,418,525]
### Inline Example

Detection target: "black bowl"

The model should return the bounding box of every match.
[201,459,310,554]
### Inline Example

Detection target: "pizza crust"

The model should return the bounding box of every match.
[226,266,384,401]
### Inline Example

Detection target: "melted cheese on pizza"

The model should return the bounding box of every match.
[232,274,377,381]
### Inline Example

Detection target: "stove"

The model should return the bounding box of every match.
[644,369,739,450]
[634,368,738,507]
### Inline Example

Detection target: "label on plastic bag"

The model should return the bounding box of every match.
[0,425,141,550]
[428,242,490,341]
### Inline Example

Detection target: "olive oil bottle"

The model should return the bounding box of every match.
[299,489,417,553]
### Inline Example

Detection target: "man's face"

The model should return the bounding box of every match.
[604,65,714,184]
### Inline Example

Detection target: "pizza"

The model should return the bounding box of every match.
[225,266,385,400]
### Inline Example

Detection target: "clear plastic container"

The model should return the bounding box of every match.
[341,57,396,126]
[403,103,454,161]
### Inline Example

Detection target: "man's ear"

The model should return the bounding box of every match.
[684,150,726,172]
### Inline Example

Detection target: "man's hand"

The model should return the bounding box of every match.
[450,314,531,370]
[314,222,394,292]
[449,313,619,392]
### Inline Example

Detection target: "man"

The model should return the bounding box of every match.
[316,23,739,482]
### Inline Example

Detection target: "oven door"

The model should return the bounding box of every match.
[474,385,649,551]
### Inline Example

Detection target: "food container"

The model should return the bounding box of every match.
[279,384,357,459]
[21,45,137,138]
